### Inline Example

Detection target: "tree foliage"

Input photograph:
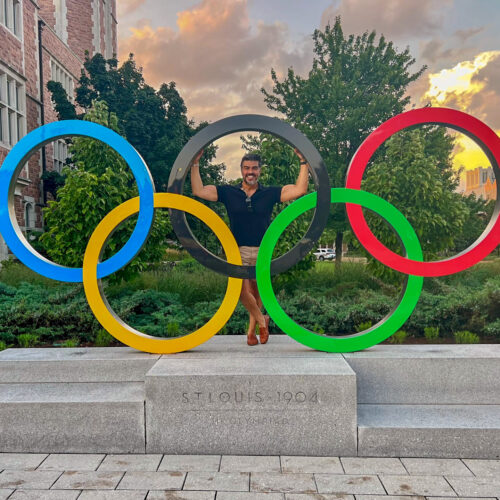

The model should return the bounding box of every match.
[39,101,172,282]
[361,127,468,280]
[452,192,495,253]
[46,52,232,258]
[48,53,221,191]
[46,81,77,120]
[261,17,426,262]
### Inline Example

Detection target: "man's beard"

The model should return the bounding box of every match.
[244,175,258,185]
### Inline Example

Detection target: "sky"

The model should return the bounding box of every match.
[116,0,500,179]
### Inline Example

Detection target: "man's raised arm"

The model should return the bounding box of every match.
[280,149,309,202]
[190,149,218,202]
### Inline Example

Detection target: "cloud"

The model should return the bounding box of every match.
[471,55,500,130]
[419,39,467,65]
[418,51,500,171]
[320,0,452,40]
[454,26,484,43]
[418,25,485,67]
[117,0,146,17]
[422,51,500,120]
[118,0,313,125]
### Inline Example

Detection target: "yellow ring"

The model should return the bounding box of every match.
[83,193,242,354]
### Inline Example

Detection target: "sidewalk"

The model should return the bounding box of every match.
[0,453,499,499]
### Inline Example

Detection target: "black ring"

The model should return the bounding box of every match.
[167,114,331,279]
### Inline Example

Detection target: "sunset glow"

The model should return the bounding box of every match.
[424,51,500,107]
[117,1,500,176]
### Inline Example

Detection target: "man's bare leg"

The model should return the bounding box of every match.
[249,279,263,311]
[249,278,270,343]
[240,279,266,328]
[246,279,263,335]
[240,279,266,345]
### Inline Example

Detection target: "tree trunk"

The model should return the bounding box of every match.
[335,231,343,269]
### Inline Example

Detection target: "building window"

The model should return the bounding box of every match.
[50,60,74,102]
[0,67,26,148]
[24,202,34,229]
[53,139,68,173]
[0,0,22,37]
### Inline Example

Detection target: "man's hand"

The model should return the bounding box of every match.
[190,148,218,201]
[281,149,309,202]
[294,148,307,165]
[192,149,204,166]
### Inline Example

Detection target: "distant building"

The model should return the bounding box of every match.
[0,0,117,261]
[462,166,497,201]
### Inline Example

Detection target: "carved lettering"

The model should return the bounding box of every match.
[181,390,319,405]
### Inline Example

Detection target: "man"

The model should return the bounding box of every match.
[190,148,309,346]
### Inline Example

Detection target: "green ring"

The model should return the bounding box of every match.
[256,188,424,352]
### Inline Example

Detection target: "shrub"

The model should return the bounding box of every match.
[0,340,6,351]
[312,323,325,334]
[355,321,372,333]
[17,334,39,348]
[166,322,180,337]
[0,332,15,345]
[390,330,408,344]
[95,329,114,347]
[61,338,79,348]
[454,330,480,344]
[424,326,440,341]
[1,259,499,344]
[484,319,500,338]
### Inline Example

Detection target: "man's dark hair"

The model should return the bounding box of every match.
[240,153,262,168]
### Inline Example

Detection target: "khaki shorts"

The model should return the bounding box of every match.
[239,246,259,266]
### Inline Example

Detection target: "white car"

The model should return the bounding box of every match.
[313,248,336,261]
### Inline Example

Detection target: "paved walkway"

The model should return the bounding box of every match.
[0,454,499,499]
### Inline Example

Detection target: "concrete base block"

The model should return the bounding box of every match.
[145,356,357,456]
[344,345,500,404]
[0,340,498,457]
[0,347,159,383]
[0,383,145,453]
[165,334,343,358]
[358,404,500,459]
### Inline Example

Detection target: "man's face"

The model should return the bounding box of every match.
[241,161,261,186]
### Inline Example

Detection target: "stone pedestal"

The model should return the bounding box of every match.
[145,354,357,456]
[344,345,500,458]
[0,382,145,453]
[0,338,499,457]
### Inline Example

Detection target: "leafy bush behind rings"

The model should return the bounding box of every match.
[0,260,498,345]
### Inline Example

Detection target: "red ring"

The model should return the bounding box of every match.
[345,107,500,277]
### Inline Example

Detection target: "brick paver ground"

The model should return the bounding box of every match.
[0,454,498,499]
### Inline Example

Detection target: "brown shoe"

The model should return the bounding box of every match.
[247,332,258,346]
[259,315,270,344]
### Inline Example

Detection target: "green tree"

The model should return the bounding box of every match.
[452,192,495,253]
[47,53,229,255]
[361,128,468,279]
[39,101,172,281]
[261,17,426,263]
[48,53,221,191]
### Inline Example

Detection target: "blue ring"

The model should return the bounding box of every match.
[0,120,155,282]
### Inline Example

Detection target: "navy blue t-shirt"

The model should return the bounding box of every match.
[216,184,282,246]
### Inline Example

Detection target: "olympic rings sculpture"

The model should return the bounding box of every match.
[0,108,499,354]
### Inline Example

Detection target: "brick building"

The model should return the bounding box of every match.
[0,0,117,261]
[462,166,497,201]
